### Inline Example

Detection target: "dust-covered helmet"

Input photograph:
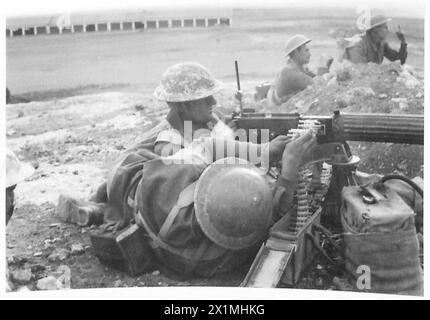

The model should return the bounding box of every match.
[366,15,392,31]
[153,62,223,102]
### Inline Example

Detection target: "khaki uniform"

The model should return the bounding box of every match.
[104,109,225,224]
[131,137,296,278]
[268,60,315,108]
[344,33,407,64]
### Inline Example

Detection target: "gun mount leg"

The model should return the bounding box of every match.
[322,159,359,230]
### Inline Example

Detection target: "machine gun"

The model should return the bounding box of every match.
[233,110,424,145]
[234,110,424,288]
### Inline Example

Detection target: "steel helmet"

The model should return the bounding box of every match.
[366,15,392,31]
[194,158,273,250]
[5,148,34,188]
[284,34,311,57]
[153,62,223,102]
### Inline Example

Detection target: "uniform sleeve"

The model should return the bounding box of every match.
[208,138,271,171]
[275,68,313,100]
[155,129,183,146]
[163,137,271,171]
[384,42,408,64]
[303,67,316,78]
[346,42,368,64]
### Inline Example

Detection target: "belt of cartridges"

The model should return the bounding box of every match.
[286,120,333,234]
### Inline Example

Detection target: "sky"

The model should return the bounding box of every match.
[3,0,426,17]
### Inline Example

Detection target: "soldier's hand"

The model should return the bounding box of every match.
[268,135,290,161]
[318,54,334,70]
[280,130,317,179]
[210,109,224,123]
[396,26,406,43]
[326,56,334,69]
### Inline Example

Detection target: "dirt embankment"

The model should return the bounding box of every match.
[257,62,424,178]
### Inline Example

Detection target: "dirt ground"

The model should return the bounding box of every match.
[5,7,424,293]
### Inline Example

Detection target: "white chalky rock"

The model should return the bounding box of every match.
[37,276,64,290]
[10,269,32,284]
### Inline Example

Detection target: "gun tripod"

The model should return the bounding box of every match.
[322,149,360,231]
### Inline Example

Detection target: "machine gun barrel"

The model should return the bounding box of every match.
[341,113,424,145]
[233,112,424,145]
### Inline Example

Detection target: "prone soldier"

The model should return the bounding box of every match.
[58,62,236,229]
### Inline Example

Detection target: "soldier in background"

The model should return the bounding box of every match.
[343,14,407,65]
[267,34,333,109]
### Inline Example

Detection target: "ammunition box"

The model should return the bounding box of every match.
[90,224,155,276]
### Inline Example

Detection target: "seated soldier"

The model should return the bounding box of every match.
[343,14,407,65]
[57,62,234,228]
[267,34,333,109]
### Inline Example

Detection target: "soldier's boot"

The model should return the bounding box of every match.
[56,194,106,227]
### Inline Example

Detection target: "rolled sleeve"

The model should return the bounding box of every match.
[155,129,183,146]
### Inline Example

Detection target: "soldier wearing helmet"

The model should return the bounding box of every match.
[129,130,316,277]
[151,62,230,157]
[267,34,333,109]
[344,14,408,65]
[120,62,231,158]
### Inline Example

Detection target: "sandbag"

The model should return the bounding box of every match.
[341,185,423,296]
[341,184,415,233]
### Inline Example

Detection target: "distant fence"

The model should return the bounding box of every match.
[6,17,232,37]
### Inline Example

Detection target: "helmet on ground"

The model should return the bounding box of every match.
[194,157,273,250]
[5,148,34,188]
[284,34,311,57]
[366,14,392,31]
[153,62,223,102]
